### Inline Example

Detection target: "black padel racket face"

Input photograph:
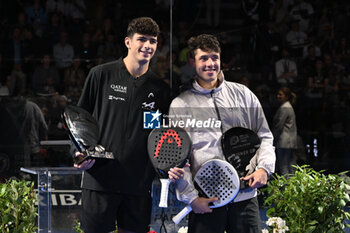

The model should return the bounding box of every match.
[194,159,240,207]
[221,127,261,179]
[147,127,191,178]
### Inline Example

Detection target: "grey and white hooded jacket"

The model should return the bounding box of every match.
[168,77,275,204]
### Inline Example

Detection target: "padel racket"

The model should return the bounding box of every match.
[221,127,261,189]
[172,159,240,224]
[147,127,191,208]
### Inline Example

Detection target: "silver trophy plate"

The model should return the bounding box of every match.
[62,105,114,164]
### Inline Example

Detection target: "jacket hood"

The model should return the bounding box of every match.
[191,72,224,95]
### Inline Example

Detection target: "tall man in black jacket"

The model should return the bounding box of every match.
[74,17,173,233]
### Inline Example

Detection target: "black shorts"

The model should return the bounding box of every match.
[188,196,261,233]
[80,189,152,233]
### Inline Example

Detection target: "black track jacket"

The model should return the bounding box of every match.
[77,58,170,196]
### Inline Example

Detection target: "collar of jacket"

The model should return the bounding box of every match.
[191,73,225,95]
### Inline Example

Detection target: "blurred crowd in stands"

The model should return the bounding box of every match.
[0,0,349,179]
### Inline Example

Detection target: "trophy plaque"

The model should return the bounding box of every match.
[62,105,114,164]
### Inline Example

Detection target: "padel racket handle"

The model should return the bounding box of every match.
[172,205,192,224]
[159,178,172,208]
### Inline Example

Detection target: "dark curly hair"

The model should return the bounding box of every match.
[127,17,160,38]
[187,34,221,59]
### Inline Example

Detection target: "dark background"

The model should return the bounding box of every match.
[0,0,349,177]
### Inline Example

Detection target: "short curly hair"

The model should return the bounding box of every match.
[187,34,221,59]
[127,17,160,38]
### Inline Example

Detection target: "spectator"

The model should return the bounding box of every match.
[22,26,41,77]
[302,34,321,58]
[332,53,347,77]
[0,54,11,96]
[178,45,190,66]
[175,21,191,52]
[323,54,342,79]
[46,93,69,140]
[64,0,87,43]
[0,83,10,98]
[318,26,333,55]
[75,31,97,71]
[151,33,169,67]
[270,0,290,34]
[0,89,48,171]
[334,37,350,65]
[53,31,74,73]
[63,56,85,103]
[3,26,24,70]
[339,72,350,102]
[332,1,350,39]
[305,58,328,96]
[304,58,327,130]
[242,0,261,24]
[32,54,60,95]
[96,33,121,63]
[301,45,320,79]
[64,0,86,22]
[272,87,298,176]
[258,20,283,83]
[155,51,181,97]
[275,47,298,87]
[289,0,314,33]
[8,64,27,97]
[322,54,340,119]
[45,0,65,16]
[285,19,308,57]
[205,0,221,28]
[154,0,171,26]
[219,32,242,72]
[91,18,117,44]
[316,6,332,39]
[16,11,28,31]
[239,74,250,88]
[25,0,47,37]
[43,12,65,53]
[254,83,274,125]
[179,51,196,86]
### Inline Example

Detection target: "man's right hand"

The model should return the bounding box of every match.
[190,197,218,214]
[73,152,95,170]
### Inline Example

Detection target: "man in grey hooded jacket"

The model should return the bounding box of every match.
[168,34,275,233]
